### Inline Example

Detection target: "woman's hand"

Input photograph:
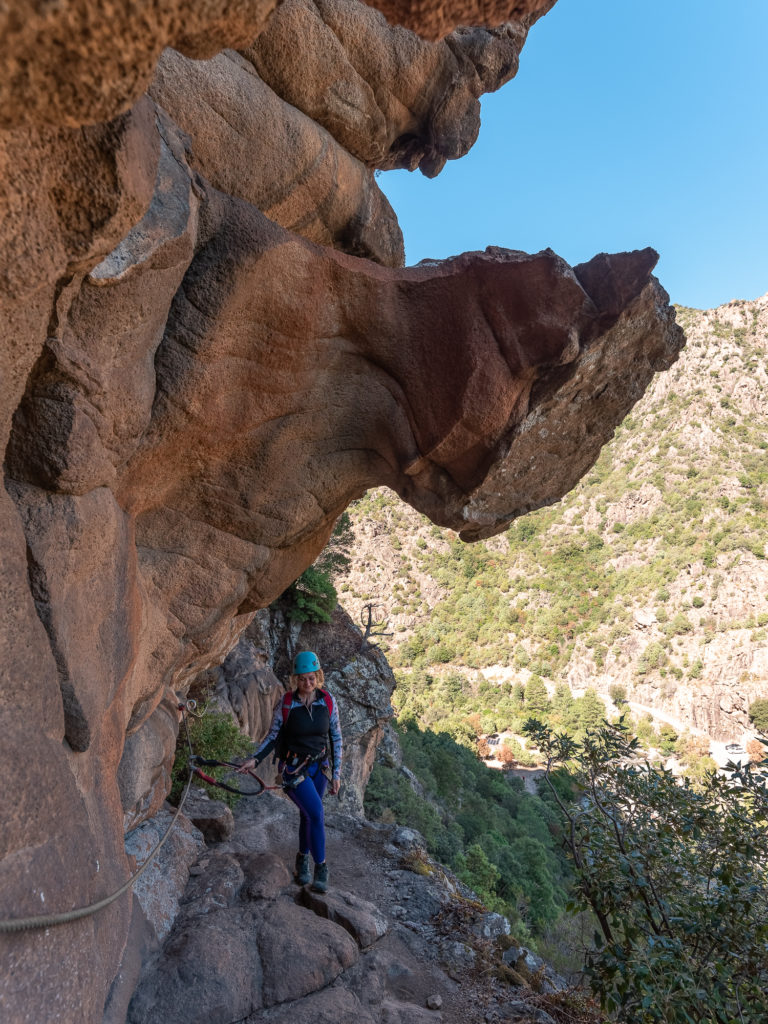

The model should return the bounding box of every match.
[237,757,256,773]
[329,778,340,796]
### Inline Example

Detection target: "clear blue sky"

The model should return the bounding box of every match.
[380,0,768,310]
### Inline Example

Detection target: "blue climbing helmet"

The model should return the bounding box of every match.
[292,650,321,675]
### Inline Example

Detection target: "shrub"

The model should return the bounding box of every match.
[426,641,456,664]
[281,565,337,623]
[525,720,768,1024]
[658,722,678,754]
[637,641,666,675]
[170,701,253,808]
[667,612,693,636]
[747,737,767,764]
[607,685,626,708]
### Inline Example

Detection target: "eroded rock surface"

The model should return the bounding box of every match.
[123,789,556,1024]
[0,0,684,1020]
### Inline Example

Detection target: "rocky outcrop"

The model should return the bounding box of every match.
[0,0,684,1019]
[120,785,562,1024]
[194,615,285,743]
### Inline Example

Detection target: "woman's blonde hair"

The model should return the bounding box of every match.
[290,667,325,690]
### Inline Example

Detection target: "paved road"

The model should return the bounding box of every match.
[628,701,751,767]
[628,701,708,737]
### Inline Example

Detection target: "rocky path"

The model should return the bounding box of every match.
[121,788,573,1024]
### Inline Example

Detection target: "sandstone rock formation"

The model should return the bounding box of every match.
[0,0,684,1020]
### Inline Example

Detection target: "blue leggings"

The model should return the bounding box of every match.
[285,763,328,863]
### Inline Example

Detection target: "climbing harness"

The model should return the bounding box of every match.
[0,698,198,934]
[280,748,329,790]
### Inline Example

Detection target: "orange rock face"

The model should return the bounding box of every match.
[0,0,684,1019]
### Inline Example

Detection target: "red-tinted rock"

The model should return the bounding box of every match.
[0,1,686,1020]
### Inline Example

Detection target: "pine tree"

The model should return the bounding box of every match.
[551,682,575,726]
[524,674,551,718]
[578,686,606,732]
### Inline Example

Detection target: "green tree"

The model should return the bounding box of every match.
[609,684,628,707]
[551,682,572,714]
[524,674,551,717]
[502,836,562,928]
[456,843,500,904]
[480,715,498,735]
[278,511,353,623]
[170,702,253,808]
[749,697,768,732]
[551,682,579,730]
[576,687,606,732]
[281,564,337,623]
[634,714,657,747]
[525,719,768,1024]
[658,722,678,755]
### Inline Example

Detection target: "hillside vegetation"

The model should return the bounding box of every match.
[340,294,768,746]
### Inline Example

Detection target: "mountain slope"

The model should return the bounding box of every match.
[339,295,768,743]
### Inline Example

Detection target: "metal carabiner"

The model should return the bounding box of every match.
[177,697,203,717]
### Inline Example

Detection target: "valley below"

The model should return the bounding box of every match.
[338,293,768,758]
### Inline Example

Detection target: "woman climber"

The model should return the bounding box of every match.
[239,650,342,893]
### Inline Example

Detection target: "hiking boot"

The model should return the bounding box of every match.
[311,861,329,893]
[294,852,311,885]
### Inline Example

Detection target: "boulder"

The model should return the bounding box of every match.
[241,852,293,901]
[502,945,568,994]
[126,907,262,1024]
[381,999,444,1024]
[472,912,512,941]
[496,1002,558,1024]
[298,887,389,947]
[183,790,236,844]
[257,900,360,1005]
[258,985,378,1024]
[179,853,246,919]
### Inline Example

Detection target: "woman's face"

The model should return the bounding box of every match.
[296,671,317,695]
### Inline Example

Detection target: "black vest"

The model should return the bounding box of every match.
[280,692,330,759]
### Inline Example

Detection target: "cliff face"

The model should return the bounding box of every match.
[0,0,683,1020]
